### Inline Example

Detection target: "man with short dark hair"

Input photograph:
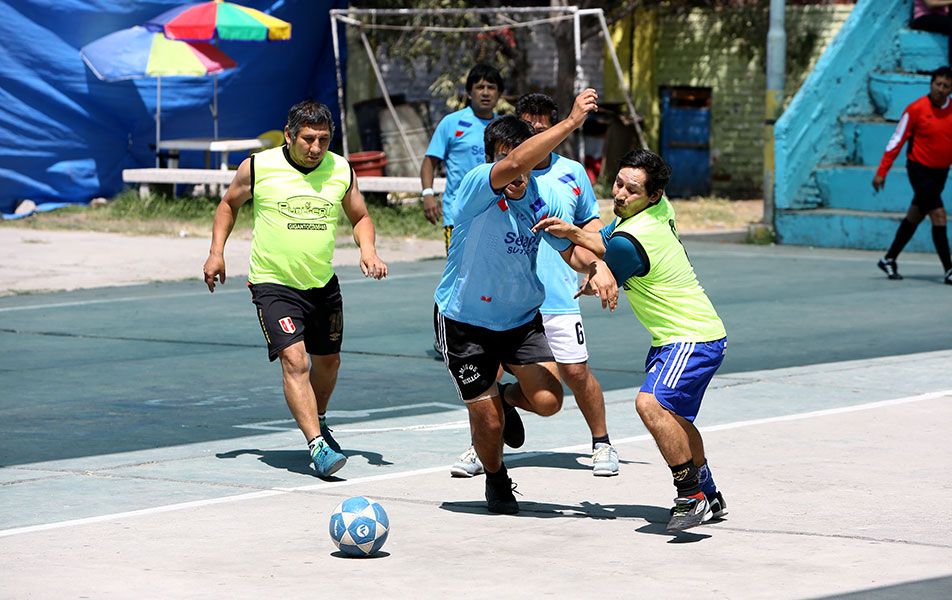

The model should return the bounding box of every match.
[535,149,728,532]
[873,66,952,285]
[203,100,389,478]
[434,89,617,515]
[420,64,503,252]
[449,92,619,478]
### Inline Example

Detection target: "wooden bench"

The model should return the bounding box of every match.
[122,168,446,199]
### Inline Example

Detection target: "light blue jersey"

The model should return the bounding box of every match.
[425,106,494,227]
[435,163,572,331]
[533,154,600,315]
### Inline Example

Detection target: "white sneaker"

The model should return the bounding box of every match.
[592,443,619,477]
[450,446,484,478]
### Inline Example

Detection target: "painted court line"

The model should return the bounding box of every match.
[234,401,463,431]
[2,389,947,539]
[0,270,443,313]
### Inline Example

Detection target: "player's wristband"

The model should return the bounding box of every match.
[422,187,434,196]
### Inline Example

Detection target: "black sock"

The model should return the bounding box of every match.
[932,225,952,271]
[486,462,509,482]
[592,434,611,450]
[886,218,919,259]
[670,460,701,497]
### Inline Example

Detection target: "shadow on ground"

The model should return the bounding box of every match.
[216,447,393,477]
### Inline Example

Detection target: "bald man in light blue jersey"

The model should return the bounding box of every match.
[448,93,618,480]
[434,89,618,515]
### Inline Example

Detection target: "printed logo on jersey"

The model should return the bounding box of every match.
[278,317,296,334]
[480,295,492,302]
[454,119,473,137]
[458,363,481,385]
[497,198,509,212]
[559,173,582,196]
[277,196,333,221]
[530,197,547,213]
[504,230,541,256]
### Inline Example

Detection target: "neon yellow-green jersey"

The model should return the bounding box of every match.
[247,147,352,290]
[601,197,726,346]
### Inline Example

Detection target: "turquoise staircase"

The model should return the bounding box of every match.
[775,0,951,252]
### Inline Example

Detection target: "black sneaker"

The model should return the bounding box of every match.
[878,257,903,280]
[498,383,525,449]
[944,268,952,285]
[707,491,728,519]
[485,476,520,514]
[319,419,341,453]
[669,492,727,519]
[666,493,711,532]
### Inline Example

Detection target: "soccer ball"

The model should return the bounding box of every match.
[328,496,390,557]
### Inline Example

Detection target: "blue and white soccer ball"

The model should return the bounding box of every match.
[328,496,390,557]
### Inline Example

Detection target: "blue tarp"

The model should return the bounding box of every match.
[0,0,347,216]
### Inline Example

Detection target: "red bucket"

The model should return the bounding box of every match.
[349,151,387,177]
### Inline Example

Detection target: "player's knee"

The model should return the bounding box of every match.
[312,353,341,372]
[531,387,563,416]
[279,348,309,377]
[558,362,588,389]
[635,393,657,420]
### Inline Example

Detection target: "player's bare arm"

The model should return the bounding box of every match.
[203,157,253,292]
[343,169,388,280]
[488,88,598,190]
[533,216,607,257]
[420,155,442,224]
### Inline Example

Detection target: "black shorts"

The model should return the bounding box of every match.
[907,160,948,213]
[249,277,343,361]
[434,307,554,401]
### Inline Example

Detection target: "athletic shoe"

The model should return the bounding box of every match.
[707,490,728,519]
[450,445,485,478]
[877,257,903,280]
[591,443,619,477]
[319,419,342,453]
[944,268,952,285]
[499,383,525,449]
[666,492,711,532]
[485,475,520,514]
[310,438,346,478]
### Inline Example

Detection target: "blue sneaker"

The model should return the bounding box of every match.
[310,438,346,477]
[319,418,342,452]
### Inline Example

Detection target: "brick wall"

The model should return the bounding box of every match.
[607,3,855,198]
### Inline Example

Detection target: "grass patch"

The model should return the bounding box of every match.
[3,189,760,239]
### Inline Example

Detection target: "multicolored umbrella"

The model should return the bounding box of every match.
[80,25,235,81]
[81,26,237,164]
[145,0,292,42]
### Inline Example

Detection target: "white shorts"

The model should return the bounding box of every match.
[541,313,589,364]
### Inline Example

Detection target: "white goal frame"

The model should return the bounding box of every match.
[328,6,646,167]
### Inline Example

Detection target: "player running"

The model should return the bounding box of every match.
[434,89,618,514]
[535,149,728,532]
[450,93,618,479]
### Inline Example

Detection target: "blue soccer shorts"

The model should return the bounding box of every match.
[640,337,727,422]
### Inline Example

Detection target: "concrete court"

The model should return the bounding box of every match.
[1,240,951,597]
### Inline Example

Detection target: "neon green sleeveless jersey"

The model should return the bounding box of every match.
[248,147,352,290]
[610,197,726,346]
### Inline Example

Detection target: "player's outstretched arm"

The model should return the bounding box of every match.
[533,216,606,257]
[343,170,388,280]
[204,158,252,292]
[489,88,598,190]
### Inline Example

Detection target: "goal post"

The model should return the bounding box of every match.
[329,6,646,170]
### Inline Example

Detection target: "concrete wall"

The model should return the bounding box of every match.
[604,3,855,198]
[774,0,908,210]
